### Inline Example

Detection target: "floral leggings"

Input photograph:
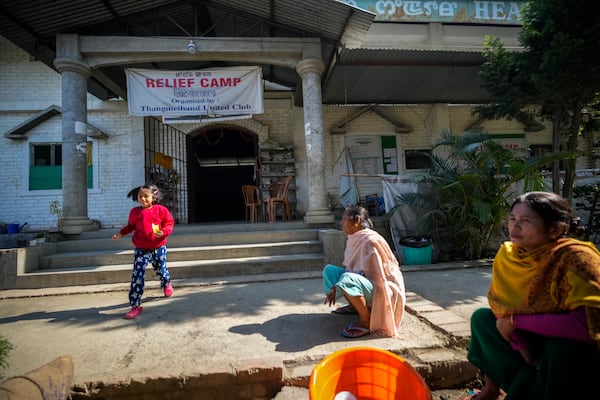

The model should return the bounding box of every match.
[129,245,171,307]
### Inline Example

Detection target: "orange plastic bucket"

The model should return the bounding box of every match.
[309,347,432,400]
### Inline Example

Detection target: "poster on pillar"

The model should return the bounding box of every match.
[125,66,264,116]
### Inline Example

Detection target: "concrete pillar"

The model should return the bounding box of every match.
[296,58,334,225]
[54,34,97,234]
[426,103,451,159]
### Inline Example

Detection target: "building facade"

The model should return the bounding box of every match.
[1,2,598,231]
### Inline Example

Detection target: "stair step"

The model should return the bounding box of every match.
[55,228,322,252]
[11,221,339,289]
[39,240,323,269]
[19,254,326,289]
[57,222,320,248]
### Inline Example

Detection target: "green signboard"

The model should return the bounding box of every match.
[340,0,525,25]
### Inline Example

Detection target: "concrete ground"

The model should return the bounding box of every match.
[0,262,492,399]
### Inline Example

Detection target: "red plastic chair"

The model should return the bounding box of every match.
[263,175,292,223]
[241,184,261,223]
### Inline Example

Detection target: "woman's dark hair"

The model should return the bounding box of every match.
[511,191,582,237]
[344,205,373,229]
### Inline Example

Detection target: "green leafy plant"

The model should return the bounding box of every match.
[390,130,576,261]
[0,335,14,377]
[572,105,600,243]
[573,184,600,243]
[475,1,600,202]
[49,200,62,231]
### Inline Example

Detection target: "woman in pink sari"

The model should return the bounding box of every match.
[323,205,406,338]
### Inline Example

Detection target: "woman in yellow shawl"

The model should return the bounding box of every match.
[323,205,406,338]
[465,192,600,400]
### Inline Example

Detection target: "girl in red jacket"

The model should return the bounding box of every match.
[113,183,175,319]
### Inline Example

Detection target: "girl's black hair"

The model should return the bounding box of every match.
[127,183,162,204]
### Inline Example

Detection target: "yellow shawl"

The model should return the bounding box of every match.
[344,229,406,338]
[488,238,600,342]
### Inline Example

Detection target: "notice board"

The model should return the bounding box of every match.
[345,135,398,175]
[381,135,398,174]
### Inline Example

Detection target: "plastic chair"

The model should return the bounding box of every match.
[263,175,292,223]
[309,347,432,400]
[263,182,281,222]
[241,185,261,223]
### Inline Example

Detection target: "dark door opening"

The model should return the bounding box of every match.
[188,127,258,222]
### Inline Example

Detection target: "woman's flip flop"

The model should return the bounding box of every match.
[340,323,371,338]
[332,304,358,315]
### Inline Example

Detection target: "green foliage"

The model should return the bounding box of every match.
[49,199,62,231]
[475,0,600,201]
[573,184,600,243]
[49,200,62,218]
[0,335,14,376]
[476,36,536,122]
[520,1,600,101]
[582,97,600,150]
[572,99,600,243]
[390,131,576,260]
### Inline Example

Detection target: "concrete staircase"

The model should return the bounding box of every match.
[9,221,342,290]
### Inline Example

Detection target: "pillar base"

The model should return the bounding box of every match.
[303,209,335,225]
[60,217,99,235]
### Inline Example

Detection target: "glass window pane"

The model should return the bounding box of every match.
[33,145,51,166]
[405,150,432,170]
[53,144,62,166]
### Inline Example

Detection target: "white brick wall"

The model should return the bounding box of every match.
[87,113,146,228]
[0,36,143,230]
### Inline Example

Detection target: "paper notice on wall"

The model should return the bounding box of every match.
[345,136,383,175]
[383,147,398,173]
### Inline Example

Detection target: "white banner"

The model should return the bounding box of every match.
[126,66,263,116]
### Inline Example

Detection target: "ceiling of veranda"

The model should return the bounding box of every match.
[0,0,499,105]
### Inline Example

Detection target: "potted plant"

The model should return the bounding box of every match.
[0,335,14,379]
[48,200,62,241]
[389,130,576,261]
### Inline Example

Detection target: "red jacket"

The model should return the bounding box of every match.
[119,204,174,249]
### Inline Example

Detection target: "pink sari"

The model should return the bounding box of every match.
[344,229,406,337]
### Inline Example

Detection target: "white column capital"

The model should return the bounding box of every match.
[296,58,325,77]
[54,58,92,77]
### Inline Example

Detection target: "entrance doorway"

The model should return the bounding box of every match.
[188,126,258,222]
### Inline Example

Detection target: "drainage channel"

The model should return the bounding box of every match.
[67,356,478,399]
